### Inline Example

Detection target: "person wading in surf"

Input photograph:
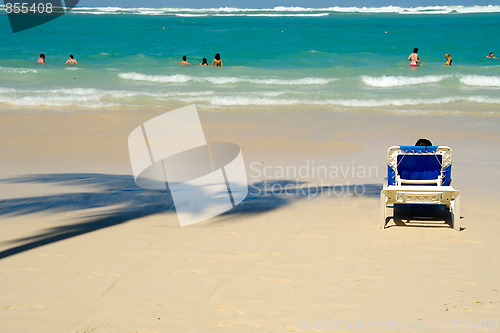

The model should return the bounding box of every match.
[408,48,423,67]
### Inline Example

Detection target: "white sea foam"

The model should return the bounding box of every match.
[119,73,192,83]
[215,13,330,17]
[0,88,114,107]
[1,85,499,109]
[175,95,500,107]
[0,66,38,74]
[462,96,500,104]
[362,75,450,88]
[459,75,500,88]
[329,97,456,107]
[399,5,500,14]
[118,72,336,85]
[0,87,218,108]
[175,14,210,17]
[0,87,16,93]
[0,95,115,108]
[64,5,500,16]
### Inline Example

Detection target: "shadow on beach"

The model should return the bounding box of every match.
[388,204,461,230]
[0,173,382,260]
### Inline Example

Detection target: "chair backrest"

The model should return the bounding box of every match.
[387,146,452,186]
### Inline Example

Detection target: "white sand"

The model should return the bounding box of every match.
[1,108,499,332]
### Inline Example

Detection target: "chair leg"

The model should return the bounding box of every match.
[380,192,387,229]
[451,193,461,231]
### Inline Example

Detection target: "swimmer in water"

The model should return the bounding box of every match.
[212,53,223,67]
[445,53,452,66]
[200,58,209,66]
[66,54,77,65]
[37,53,45,63]
[486,52,498,59]
[179,55,192,65]
[408,48,423,67]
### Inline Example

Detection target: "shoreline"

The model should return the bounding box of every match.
[2,100,500,116]
[1,106,499,191]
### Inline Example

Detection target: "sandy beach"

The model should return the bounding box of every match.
[1,106,499,332]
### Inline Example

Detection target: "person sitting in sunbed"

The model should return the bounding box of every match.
[415,138,432,146]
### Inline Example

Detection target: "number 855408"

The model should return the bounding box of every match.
[5,2,53,14]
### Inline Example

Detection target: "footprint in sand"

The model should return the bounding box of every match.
[453,306,473,312]
[169,269,206,274]
[74,324,100,333]
[453,239,484,244]
[258,276,292,283]
[2,267,41,273]
[460,281,477,286]
[298,233,328,239]
[213,321,237,328]
[114,254,146,259]
[336,256,368,262]
[225,231,255,236]
[214,321,260,329]
[37,254,67,258]
[344,276,380,281]
[184,258,216,263]
[5,304,44,310]
[23,267,41,272]
[215,305,245,315]
[89,272,121,278]
[246,252,283,257]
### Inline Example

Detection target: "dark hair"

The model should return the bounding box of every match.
[40,53,45,58]
[214,53,220,60]
[69,54,74,59]
[182,55,186,61]
[415,138,432,147]
[413,48,418,53]
[202,58,207,64]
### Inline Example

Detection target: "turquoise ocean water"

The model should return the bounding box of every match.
[0,5,499,113]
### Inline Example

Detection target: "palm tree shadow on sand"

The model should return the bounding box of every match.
[0,173,382,260]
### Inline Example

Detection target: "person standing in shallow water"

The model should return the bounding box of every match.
[37,53,45,63]
[212,53,223,67]
[179,55,192,65]
[408,48,423,67]
[66,54,77,65]
[445,53,452,65]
